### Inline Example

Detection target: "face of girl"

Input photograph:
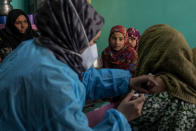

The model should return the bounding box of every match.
[14,15,28,34]
[110,32,125,51]
[128,37,137,48]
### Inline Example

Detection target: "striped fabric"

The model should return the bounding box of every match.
[34,0,104,75]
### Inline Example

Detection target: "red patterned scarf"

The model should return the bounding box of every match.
[102,25,138,75]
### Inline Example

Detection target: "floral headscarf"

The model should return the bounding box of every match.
[127,28,140,51]
[108,25,127,46]
[102,25,138,75]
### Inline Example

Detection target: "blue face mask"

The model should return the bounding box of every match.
[80,44,98,70]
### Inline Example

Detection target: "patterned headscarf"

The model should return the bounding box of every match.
[127,28,140,51]
[102,25,138,75]
[34,0,104,75]
[136,24,196,104]
[108,25,127,46]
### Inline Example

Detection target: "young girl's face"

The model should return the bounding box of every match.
[128,37,137,48]
[110,32,125,51]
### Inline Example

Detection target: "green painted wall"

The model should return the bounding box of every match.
[92,0,196,55]
[11,0,28,13]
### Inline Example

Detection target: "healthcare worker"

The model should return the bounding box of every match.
[0,0,157,130]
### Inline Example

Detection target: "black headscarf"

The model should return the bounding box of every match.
[0,9,38,49]
[34,0,104,75]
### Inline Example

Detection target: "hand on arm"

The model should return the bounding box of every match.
[148,75,167,94]
[129,74,159,93]
[130,74,167,94]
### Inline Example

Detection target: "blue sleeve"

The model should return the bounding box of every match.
[93,109,132,131]
[82,67,131,100]
[0,41,132,130]
[34,66,132,131]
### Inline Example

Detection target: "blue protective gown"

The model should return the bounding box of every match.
[0,39,132,131]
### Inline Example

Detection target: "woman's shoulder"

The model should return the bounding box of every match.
[0,29,13,60]
[16,41,79,81]
[0,30,3,44]
[0,29,8,40]
[31,30,39,37]
[0,28,16,45]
